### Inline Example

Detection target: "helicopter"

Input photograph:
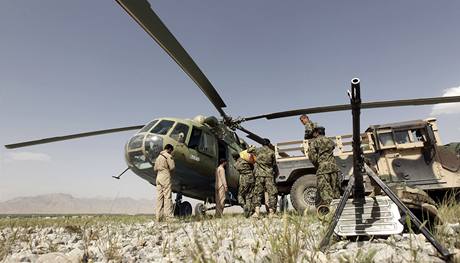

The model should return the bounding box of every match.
[5,0,460,216]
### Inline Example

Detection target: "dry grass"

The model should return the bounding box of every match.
[0,214,152,229]
[0,199,459,262]
[434,192,460,251]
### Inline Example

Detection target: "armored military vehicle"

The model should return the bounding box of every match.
[275,117,460,213]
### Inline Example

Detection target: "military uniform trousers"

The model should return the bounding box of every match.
[238,174,255,210]
[215,185,226,217]
[254,176,278,209]
[316,171,341,207]
[156,171,173,220]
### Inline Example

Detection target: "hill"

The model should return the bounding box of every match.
[0,193,154,214]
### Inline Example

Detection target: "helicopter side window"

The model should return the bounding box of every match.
[170,123,190,143]
[138,120,158,133]
[188,127,202,149]
[150,120,175,135]
[199,132,217,156]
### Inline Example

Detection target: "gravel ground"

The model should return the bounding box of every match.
[1,214,459,262]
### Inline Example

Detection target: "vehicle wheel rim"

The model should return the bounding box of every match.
[303,187,316,206]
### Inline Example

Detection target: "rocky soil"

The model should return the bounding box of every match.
[1,214,459,263]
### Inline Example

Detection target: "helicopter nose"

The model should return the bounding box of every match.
[125,134,163,169]
[144,134,163,160]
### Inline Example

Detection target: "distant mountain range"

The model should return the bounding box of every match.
[0,193,154,214]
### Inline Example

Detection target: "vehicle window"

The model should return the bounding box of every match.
[411,129,425,142]
[378,132,395,147]
[138,120,158,133]
[188,127,202,149]
[150,120,175,135]
[199,132,217,156]
[170,123,190,143]
[394,130,410,144]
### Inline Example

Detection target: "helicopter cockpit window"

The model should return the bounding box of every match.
[170,123,189,143]
[394,130,410,144]
[150,120,175,135]
[188,127,202,149]
[378,132,395,147]
[138,120,158,133]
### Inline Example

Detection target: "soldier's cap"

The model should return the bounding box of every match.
[262,138,271,146]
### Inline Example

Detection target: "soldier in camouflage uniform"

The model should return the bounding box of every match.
[232,152,255,218]
[252,139,278,218]
[300,114,318,140]
[308,127,341,211]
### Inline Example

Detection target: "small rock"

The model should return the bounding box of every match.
[36,252,71,263]
[67,248,85,263]
[447,223,460,234]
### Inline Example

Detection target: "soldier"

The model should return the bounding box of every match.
[233,152,255,218]
[300,114,317,140]
[154,144,175,222]
[215,159,228,217]
[252,139,278,218]
[308,127,341,213]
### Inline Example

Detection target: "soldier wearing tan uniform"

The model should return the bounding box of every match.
[215,159,228,217]
[154,144,175,222]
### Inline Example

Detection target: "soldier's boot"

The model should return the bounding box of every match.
[268,209,278,218]
[251,207,260,218]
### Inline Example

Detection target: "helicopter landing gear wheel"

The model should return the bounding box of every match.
[174,201,192,217]
[195,203,206,216]
[180,201,192,216]
[173,193,192,217]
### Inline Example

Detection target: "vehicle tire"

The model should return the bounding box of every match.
[195,203,206,216]
[181,201,193,217]
[290,175,317,214]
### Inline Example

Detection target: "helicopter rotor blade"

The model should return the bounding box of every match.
[4,125,144,149]
[243,95,460,121]
[115,0,227,117]
[236,125,267,145]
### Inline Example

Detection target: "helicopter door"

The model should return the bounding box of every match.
[186,127,217,176]
[217,140,227,161]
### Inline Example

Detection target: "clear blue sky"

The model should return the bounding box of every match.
[1,0,459,201]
